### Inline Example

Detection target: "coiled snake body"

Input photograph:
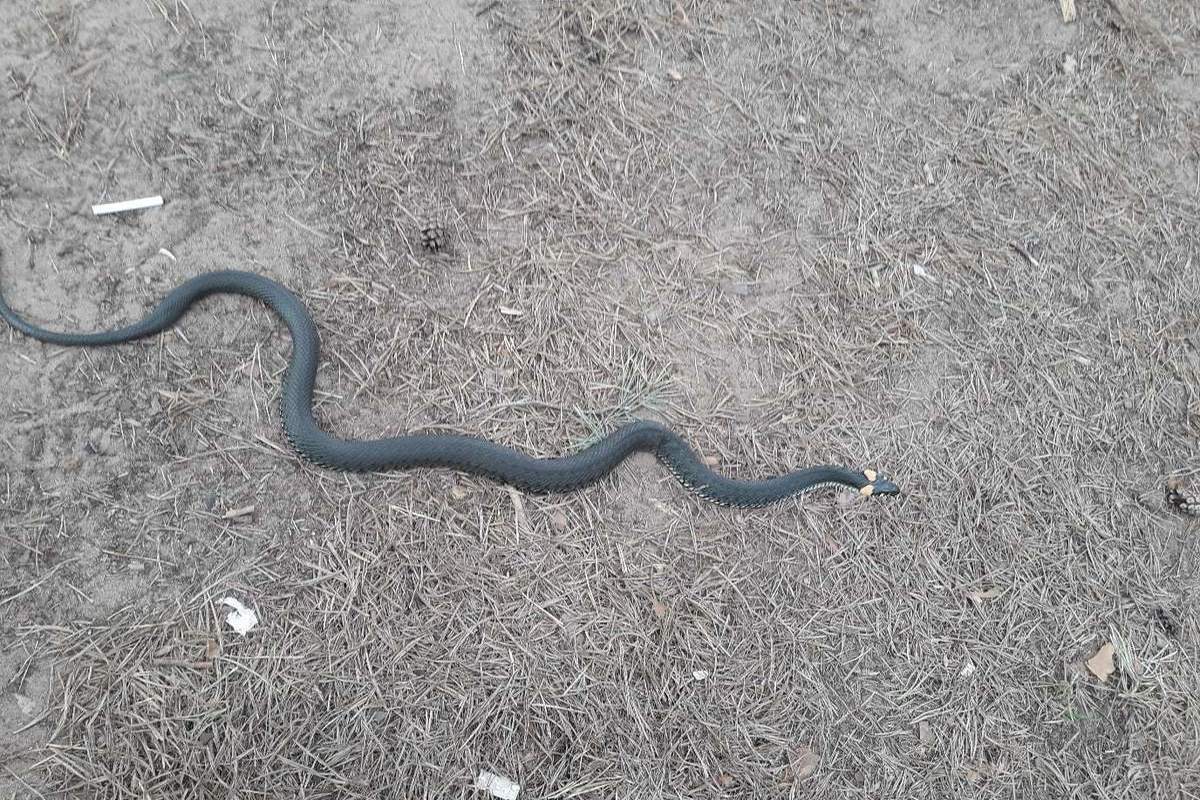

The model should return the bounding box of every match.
[0,269,899,507]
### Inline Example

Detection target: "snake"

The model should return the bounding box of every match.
[0,267,899,507]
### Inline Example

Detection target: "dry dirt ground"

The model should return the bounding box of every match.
[1,0,1199,797]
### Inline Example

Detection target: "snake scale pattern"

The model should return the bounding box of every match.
[0,268,899,507]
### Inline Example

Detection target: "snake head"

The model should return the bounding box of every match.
[858,469,900,497]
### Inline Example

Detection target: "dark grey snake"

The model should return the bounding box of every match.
[0,268,899,507]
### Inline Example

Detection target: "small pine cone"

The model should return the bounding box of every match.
[419,220,449,253]
[1166,478,1199,516]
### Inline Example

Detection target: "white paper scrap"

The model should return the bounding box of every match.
[475,770,520,800]
[92,195,163,216]
[220,596,259,635]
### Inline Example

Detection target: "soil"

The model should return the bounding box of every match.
[2,0,1198,798]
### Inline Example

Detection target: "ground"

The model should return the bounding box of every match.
[0,0,1198,797]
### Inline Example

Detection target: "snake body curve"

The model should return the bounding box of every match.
[0,268,899,507]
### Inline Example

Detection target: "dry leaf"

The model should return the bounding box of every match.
[549,510,568,531]
[792,747,818,781]
[964,762,992,783]
[966,586,1003,604]
[714,772,734,788]
[1086,642,1116,681]
[666,68,683,81]
[702,455,720,467]
[449,485,469,501]
[652,599,668,619]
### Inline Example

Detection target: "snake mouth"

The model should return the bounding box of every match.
[860,469,900,496]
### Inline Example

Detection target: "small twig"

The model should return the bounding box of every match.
[1010,240,1040,268]
[284,211,331,240]
[0,558,78,608]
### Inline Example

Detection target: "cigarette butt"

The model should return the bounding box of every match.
[92,195,164,215]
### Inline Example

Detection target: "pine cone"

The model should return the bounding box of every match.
[419,221,449,253]
[1166,478,1199,516]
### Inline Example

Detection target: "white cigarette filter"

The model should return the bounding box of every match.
[92,195,164,215]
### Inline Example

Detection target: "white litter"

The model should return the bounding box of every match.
[92,195,163,216]
[911,263,937,282]
[220,596,259,635]
[692,669,709,681]
[475,771,520,800]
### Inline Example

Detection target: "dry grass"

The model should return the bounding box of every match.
[2,0,1199,798]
